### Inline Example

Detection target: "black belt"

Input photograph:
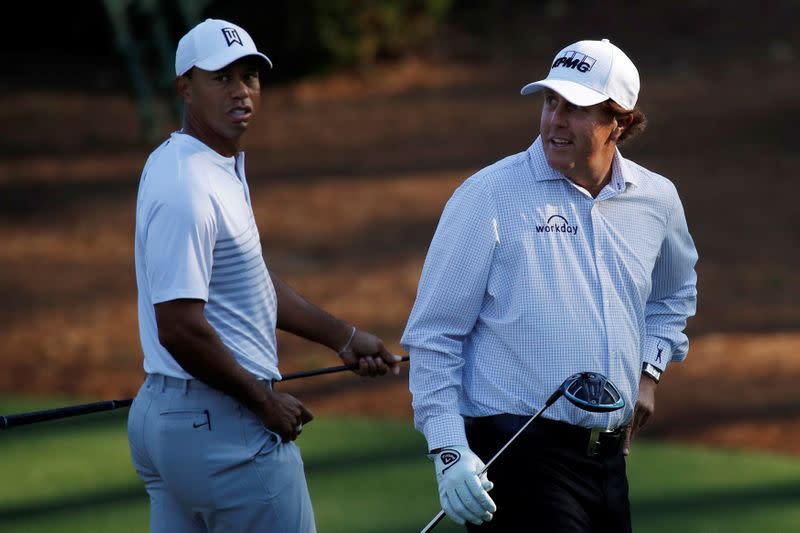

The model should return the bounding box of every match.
[465,414,627,458]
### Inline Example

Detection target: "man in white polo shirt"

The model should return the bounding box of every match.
[127,19,401,533]
[403,39,697,530]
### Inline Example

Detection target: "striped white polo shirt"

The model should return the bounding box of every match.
[135,132,279,381]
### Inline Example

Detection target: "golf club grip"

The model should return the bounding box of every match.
[420,509,446,532]
[282,355,410,381]
[0,399,133,430]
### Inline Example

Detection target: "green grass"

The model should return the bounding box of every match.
[627,443,800,532]
[3,396,800,532]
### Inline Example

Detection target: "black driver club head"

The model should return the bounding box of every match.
[560,372,625,412]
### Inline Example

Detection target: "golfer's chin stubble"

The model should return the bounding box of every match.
[216,116,252,145]
[543,149,575,176]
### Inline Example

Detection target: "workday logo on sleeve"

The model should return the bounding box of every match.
[536,215,579,235]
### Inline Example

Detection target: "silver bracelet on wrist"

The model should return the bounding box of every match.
[337,326,357,355]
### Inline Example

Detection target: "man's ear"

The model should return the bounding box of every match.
[176,75,191,104]
[610,114,634,142]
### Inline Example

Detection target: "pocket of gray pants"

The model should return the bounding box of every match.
[238,404,281,456]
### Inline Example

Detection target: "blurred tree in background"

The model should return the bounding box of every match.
[95,0,454,140]
[310,0,453,69]
[168,0,456,78]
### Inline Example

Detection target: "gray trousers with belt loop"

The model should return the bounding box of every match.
[127,373,316,532]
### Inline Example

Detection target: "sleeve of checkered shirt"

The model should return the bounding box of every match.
[642,184,698,372]
[401,177,498,451]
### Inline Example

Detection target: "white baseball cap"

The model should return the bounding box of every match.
[175,18,272,76]
[520,39,639,110]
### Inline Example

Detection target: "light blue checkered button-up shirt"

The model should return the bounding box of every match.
[401,137,698,451]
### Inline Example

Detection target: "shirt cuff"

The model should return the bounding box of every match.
[642,335,670,371]
[423,413,468,451]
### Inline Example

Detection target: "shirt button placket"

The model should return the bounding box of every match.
[593,202,616,370]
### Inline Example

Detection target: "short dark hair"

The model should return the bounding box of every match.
[603,100,646,145]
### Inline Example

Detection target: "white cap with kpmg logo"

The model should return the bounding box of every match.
[175,18,272,76]
[521,39,639,110]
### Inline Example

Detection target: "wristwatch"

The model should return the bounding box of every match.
[641,362,662,383]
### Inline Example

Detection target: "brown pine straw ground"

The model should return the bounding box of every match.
[1,53,798,456]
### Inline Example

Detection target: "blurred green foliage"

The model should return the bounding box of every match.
[311,0,453,69]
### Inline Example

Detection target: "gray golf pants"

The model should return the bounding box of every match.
[127,373,316,532]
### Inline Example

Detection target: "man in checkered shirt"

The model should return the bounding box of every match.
[402,39,698,531]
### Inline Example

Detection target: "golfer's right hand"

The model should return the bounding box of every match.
[257,390,313,442]
[431,445,496,525]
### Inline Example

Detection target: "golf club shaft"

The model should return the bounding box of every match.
[0,399,133,430]
[0,356,410,430]
[481,390,562,473]
[420,389,563,533]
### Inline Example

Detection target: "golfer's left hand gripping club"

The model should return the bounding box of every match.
[0,356,410,430]
[420,371,624,532]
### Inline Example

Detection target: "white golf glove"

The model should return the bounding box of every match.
[430,445,496,525]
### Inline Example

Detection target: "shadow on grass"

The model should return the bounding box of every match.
[304,442,423,476]
[632,478,800,518]
[6,477,800,531]
[4,429,800,531]
[0,435,422,525]
[0,484,145,524]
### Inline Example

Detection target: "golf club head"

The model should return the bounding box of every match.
[560,372,624,412]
